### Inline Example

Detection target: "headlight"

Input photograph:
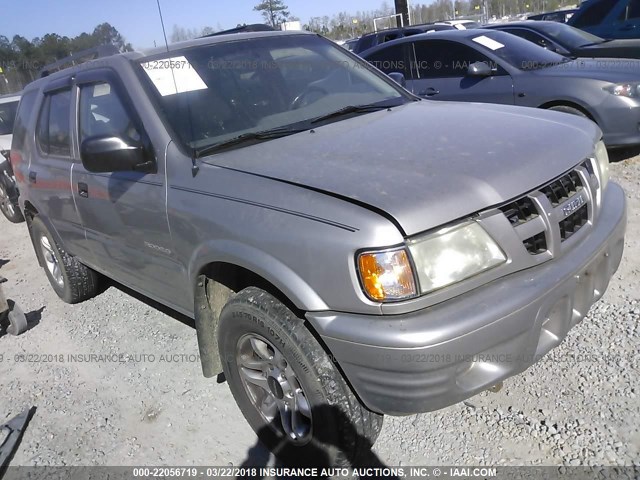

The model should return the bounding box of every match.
[357,248,417,302]
[604,83,640,98]
[594,139,609,191]
[408,221,506,294]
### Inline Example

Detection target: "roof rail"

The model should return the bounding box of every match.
[40,45,120,78]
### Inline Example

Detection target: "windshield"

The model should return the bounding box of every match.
[0,100,19,136]
[470,31,570,70]
[537,22,604,48]
[139,34,407,152]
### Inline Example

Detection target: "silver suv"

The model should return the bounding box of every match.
[0,92,23,223]
[11,31,626,464]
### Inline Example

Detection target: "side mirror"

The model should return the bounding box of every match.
[466,61,493,77]
[80,136,154,174]
[388,72,407,87]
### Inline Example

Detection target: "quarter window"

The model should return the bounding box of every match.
[36,90,72,157]
[622,0,640,19]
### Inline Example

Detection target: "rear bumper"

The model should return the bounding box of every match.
[307,183,627,415]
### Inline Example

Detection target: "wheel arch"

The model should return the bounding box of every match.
[539,100,598,124]
[23,202,66,269]
[189,241,329,378]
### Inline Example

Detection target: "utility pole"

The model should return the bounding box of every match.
[394,0,410,27]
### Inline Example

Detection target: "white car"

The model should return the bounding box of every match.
[0,93,24,223]
[435,19,481,30]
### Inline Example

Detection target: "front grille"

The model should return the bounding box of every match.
[541,171,582,206]
[523,232,547,255]
[559,204,588,241]
[500,197,538,226]
[499,161,597,257]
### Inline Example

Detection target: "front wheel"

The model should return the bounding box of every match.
[218,287,383,466]
[546,105,588,118]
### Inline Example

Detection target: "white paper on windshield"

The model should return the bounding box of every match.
[472,35,505,51]
[93,83,111,97]
[142,56,207,96]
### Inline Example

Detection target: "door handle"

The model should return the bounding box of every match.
[28,171,36,184]
[420,87,440,97]
[78,182,88,198]
[619,24,635,31]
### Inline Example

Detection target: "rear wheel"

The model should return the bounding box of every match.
[30,216,99,304]
[218,287,383,466]
[0,181,24,223]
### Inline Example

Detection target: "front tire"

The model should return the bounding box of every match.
[30,216,99,304]
[546,105,588,118]
[218,287,383,466]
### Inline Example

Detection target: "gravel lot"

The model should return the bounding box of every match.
[0,153,638,468]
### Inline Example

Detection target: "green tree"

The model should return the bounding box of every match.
[254,0,290,28]
[92,23,133,52]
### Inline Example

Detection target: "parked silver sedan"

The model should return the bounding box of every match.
[362,29,640,147]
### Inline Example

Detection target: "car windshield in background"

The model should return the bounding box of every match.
[139,35,407,154]
[538,23,604,48]
[0,101,19,136]
[470,31,570,70]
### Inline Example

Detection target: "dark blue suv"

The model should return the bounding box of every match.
[568,0,640,39]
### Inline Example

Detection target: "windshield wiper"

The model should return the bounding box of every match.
[195,126,309,158]
[310,104,391,125]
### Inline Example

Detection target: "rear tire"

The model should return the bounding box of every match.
[30,216,99,304]
[0,181,24,224]
[218,287,383,466]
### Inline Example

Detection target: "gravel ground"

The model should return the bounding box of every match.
[0,153,638,468]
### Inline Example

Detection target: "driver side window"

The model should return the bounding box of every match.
[79,83,141,145]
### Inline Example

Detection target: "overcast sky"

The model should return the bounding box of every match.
[0,0,391,49]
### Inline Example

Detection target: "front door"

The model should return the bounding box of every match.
[71,73,184,310]
[407,40,515,105]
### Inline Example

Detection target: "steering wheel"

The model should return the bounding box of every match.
[291,86,328,110]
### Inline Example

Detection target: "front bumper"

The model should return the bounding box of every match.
[307,183,627,415]
[598,97,640,148]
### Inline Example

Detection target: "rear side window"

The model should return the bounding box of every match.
[10,91,38,150]
[366,44,408,76]
[36,90,72,157]
[572,0,618,27]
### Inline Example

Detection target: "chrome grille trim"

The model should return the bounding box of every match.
[499,160,599,258]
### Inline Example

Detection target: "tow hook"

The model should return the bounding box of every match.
[487,381,504,393]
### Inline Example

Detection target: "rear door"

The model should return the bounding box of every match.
[406,39,515,104]
[71,70,183,308]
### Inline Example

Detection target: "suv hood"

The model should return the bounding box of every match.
[203,101,600,236]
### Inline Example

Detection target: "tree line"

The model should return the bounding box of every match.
[255,0,575,40]
[0,23,132,94]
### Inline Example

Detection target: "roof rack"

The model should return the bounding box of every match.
[201,24,276,38]
[40,45,120,78]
